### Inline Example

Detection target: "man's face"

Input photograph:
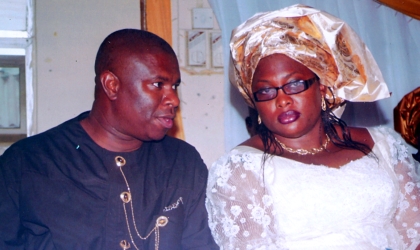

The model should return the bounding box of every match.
[110,50,181,142]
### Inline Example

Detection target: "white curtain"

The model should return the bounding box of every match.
[208,0,420,152]
[0,0,34,141]
[0,0,28,31]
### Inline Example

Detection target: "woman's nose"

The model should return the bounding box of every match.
[275,90,292,108]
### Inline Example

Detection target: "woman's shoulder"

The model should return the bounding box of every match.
[240,135,264,149]
[346,126,406,149]
[347,126,375,148]
[365,126,412,161]
[214,143,263,165]
[210,142,264,174]
[360,126,403,145]
[207,142,265,190]
[330,126,375,152]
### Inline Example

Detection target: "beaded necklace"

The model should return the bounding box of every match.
[274,134,330,155]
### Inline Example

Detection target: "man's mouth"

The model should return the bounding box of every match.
[157,117,174,129]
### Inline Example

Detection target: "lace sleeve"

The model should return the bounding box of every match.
[377,127,420,250]
[205,150,282,249]
[392,149,420,249]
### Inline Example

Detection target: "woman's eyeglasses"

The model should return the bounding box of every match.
[253,76,319,102]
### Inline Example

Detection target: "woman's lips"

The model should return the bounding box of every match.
[278,110,300,124]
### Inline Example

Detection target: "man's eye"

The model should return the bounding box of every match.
[152,82,162,88]
[172,84,180,90]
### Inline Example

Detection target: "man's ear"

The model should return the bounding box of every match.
[100,70,119,100]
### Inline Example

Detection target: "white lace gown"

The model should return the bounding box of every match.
[206,127,420,250]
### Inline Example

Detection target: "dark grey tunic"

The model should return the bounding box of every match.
[0,112,218,250]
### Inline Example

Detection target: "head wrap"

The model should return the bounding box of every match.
[394,87,420,148]
[230,4,390,110]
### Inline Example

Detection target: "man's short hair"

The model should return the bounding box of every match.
[94,29,175,78]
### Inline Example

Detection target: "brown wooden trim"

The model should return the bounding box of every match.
[146,0,172,44]
[140,0,146,30]
[375,0,420,20]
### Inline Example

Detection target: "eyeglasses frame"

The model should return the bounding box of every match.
[253,76,319,102]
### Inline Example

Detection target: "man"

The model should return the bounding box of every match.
[0,29,218,249]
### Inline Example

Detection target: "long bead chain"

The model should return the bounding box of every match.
[116,156,167,250]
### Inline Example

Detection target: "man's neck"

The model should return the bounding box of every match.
[80,112,143,152]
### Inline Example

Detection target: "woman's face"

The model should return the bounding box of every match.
[252,53,325,139]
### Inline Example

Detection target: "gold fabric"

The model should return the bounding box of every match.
[230,4,390,109]
[394,87,420,147]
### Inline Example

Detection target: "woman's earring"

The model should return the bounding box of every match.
[258,115,262,125]
[321,97,327,111]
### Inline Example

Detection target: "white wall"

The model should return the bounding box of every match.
[34,0,225,167]
[172,0,225,166]
[35,0,140,132]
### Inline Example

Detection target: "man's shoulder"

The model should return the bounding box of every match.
[161,135,196,150]
[147,135,194,156]
[149,136,207,169]
[2,112,87,157]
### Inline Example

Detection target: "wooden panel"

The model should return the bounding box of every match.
[376,0,420,20]
[145,0,185,140]
[146,0,172,43]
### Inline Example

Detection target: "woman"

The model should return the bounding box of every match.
[206,4,420,250]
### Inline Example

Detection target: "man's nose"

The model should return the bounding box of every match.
[163,90,180,108]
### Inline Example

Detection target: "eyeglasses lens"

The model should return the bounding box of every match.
[283,81,306,95]
[256,89,276,101]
